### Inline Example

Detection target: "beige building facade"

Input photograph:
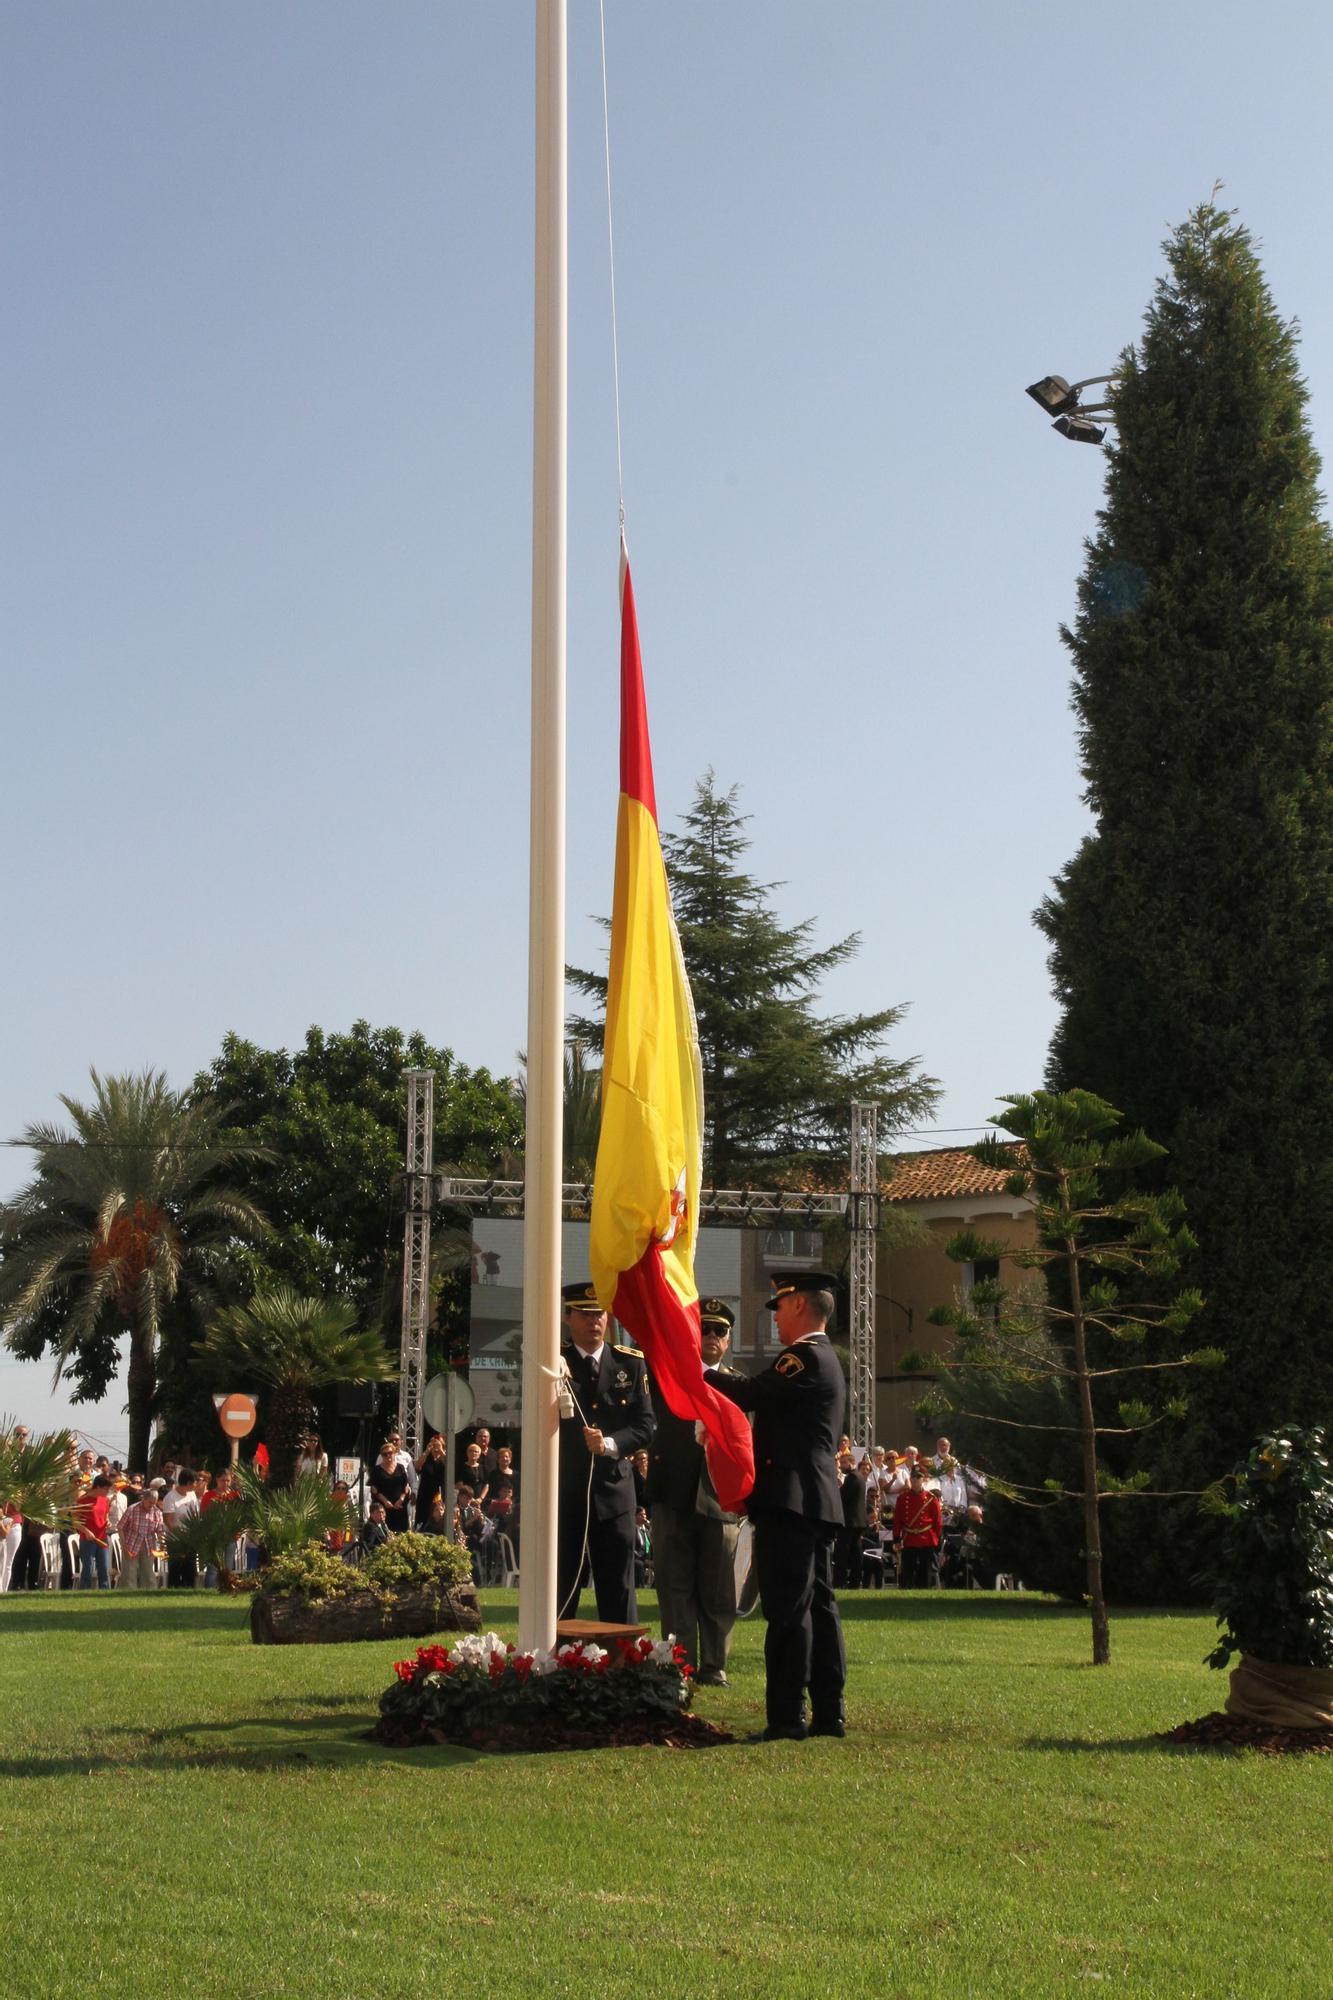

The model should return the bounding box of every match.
[874,1149,1036,1449]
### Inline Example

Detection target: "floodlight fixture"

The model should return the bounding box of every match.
[1052,413,1107,445]
[1027,370,1118,446]
[1026,375,1079,418]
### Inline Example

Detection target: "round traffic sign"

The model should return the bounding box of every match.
[422,1372,475,1435]
[217,1393,257,1438]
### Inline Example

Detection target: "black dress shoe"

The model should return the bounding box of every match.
[809,1718,846,1738]
[750,1723,808,1742]
[695,1669,729,1688]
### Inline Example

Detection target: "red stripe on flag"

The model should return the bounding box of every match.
[613,1246,754,1516]
[619,561,658,823]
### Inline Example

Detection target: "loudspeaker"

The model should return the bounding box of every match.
[337,1381,378,1418]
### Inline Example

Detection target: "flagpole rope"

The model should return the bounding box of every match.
[598,0,626,533]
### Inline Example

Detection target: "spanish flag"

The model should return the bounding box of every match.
[589,543,754,1513]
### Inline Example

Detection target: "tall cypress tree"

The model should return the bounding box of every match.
[1038,206,1333,1538]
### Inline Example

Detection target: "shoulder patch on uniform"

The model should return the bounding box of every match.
[775,1350,806,1378]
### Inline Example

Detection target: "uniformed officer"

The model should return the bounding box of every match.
[645,1297,747,1686]
[705,1271,847,1740]
[557,1280,655,1623]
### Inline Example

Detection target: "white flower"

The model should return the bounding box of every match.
[528,1647,558,1676]
[451,1630,508,1671]
[649,1638,679,1667]
[581,1643,608,1665]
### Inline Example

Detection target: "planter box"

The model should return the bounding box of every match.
[250,1581,482,1646]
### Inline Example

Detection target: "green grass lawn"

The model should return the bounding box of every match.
[1,1588,1326,2000]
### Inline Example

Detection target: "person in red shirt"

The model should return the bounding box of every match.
[892,1464,943,1589]
[76,1475,113,1589]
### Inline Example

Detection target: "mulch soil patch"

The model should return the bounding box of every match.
[371,1712,734,1754]
[1159,1710,1333,1755]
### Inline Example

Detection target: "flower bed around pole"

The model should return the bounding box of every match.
[371,1631,733,1752]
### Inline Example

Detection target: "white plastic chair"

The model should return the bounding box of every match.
[496,1532,519,1588]
[107,1531,122,1582]
[39,1532,62,1589]
[65,1532,82,1583]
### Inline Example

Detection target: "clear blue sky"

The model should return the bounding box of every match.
[5,2,1331,1449]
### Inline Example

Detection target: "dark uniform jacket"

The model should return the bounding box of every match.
[708,1335,845,1529]
[644,1365,747,1520]
[559,1341,654,1523]
[841,1467,869,1531]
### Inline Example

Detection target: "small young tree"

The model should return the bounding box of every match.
[918,1090,1221,1665]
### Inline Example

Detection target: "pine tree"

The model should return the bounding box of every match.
[569,772,939,1182]
[918,1091,1218,1664]
[1037,206,1333,1547]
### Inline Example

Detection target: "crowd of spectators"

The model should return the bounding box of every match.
[1,1419,524,1592]
[4,1417,995,1595]
[833,1435,991,1589]
[363,1424,520,1582]
[0,1434,183,1591]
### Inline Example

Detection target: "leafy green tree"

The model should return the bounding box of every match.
[190,1020,523,1352]
[0,1071,268,1472]
[918,1091,1219,1665]
[193,1287,398,1487]
[1036,206,1333,1539]
[569,773,939,1182]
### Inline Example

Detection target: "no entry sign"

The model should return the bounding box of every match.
[215,1393,257,1439]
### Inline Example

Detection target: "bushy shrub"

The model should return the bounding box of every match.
[1207,1427,1333,1671]
[261,1542,365,1601]
[364,1531,471,1594]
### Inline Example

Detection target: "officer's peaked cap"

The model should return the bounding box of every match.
[561,1279,603,1312]
[765,1270,839,1312]
[699,1297,735,1332]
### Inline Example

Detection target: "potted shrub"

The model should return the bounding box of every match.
[1206,1426,1333,1728]
[250,1530,480,1645]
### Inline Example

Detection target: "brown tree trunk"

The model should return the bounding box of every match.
[267,1384,316,1488]
[1065,1208,1110,1666]
[126,1329,156,1475]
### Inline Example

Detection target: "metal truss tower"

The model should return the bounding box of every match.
[848,1102,879,1447]
[397,1068,435,1454]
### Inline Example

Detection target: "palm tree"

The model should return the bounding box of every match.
[193,1287,397,1486]
[0,1421,78,1529]
[513,1039,603,1179]
[0,1071,269,1473]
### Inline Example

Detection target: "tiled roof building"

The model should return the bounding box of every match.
[883,1147,1021,1205]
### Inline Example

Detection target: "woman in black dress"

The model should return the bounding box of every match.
[370,1445,410,1532]
[414,1432,451,1527]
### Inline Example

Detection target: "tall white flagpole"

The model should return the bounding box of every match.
[518,0,567,1653]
